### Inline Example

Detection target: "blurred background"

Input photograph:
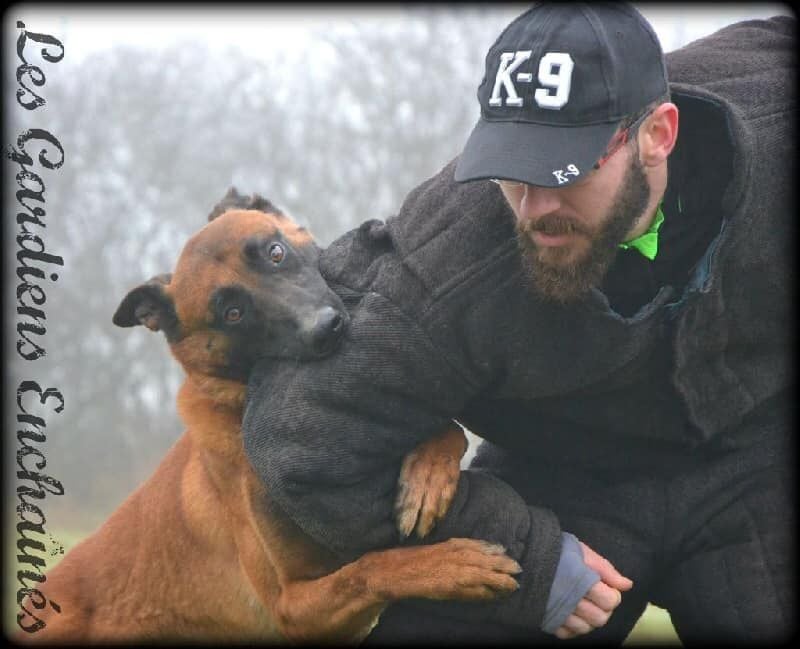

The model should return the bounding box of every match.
[4,3,792,643]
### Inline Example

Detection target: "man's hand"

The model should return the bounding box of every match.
[554,541,633,639]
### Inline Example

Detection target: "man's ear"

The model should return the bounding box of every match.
[113,273,177,334]
[640,102,679,167]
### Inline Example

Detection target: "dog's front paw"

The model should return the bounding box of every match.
[394,423,466,539]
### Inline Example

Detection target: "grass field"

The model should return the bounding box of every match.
[5,527,681,644]
[625,605,681,645]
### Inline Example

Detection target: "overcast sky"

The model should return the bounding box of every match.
[5,3,793,66]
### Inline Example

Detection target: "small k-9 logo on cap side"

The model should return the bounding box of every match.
[489,51,574,110]
[552,164,580,184]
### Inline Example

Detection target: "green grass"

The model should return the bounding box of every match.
[625,604,681,645]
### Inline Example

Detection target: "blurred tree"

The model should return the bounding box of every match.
[6,7,517,531]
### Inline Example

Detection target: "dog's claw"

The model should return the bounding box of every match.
[397,509,418,539]
[394,479,421,538]
[416,518,432,539]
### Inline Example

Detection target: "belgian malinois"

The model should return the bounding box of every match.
[16,189,519,643]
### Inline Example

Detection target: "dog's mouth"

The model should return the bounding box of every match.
[206,307,350,382]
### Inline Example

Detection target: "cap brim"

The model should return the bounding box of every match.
[454,118,620,188]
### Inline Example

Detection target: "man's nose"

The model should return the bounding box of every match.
[517,184,562,221]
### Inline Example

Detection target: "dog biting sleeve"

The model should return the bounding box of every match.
[244,291,467,556]
[242,290,563,629]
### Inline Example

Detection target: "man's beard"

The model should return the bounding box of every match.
[516,152,650,303]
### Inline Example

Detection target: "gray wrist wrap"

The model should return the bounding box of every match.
[541,532,601,634]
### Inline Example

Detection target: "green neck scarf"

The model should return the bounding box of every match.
[618,204,665,261]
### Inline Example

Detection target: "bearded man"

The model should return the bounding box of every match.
[243,3,795,643]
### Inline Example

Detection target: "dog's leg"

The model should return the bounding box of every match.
[274,537,520,643]
[395,423,467,539]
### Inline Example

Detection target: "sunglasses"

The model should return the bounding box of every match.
[593,107,654,170]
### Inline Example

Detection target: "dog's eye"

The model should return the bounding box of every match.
[224,306,243,323]
[268,243,285,264]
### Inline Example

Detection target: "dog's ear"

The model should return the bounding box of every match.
[207,187,284,222]
[246,193,284,217]
[207,187,244,222]
[113,274,177,334]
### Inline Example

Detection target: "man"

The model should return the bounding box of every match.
[243,3,794,643]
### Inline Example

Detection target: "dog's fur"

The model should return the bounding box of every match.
[16,189,519,643]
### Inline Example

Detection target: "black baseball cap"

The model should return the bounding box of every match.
[454,2,668,188]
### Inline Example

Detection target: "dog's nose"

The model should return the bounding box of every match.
[309,306,346,354]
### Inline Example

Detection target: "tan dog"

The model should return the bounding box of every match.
[16,190,519,644]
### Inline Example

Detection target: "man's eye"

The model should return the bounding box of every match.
[268,243,285,264]
[224,306,243,323]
